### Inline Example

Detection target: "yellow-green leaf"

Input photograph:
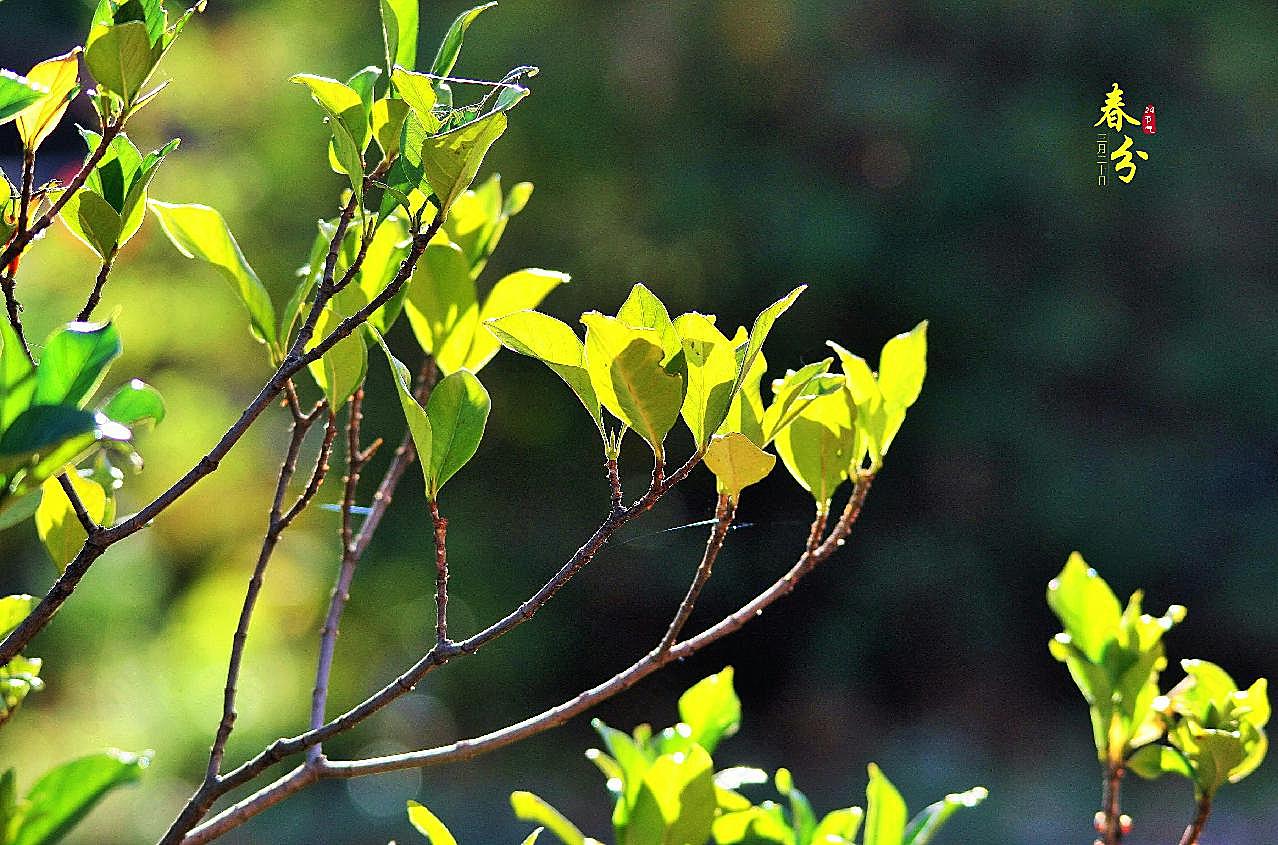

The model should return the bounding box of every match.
[673,312,738,448]
[704,433,775,502]
[421,111,507,214]
[15,49,80,153]
[407,801,457,845]
[148,200,278,350]
[582,312,683,457]
[374,330,433,487]
[84,20,156,104]
[510,791,586,845]
[404,239,477,371]
[424,368,490,498]
[774,387,855,508]
[34,473,107,571]
[864,764,907,845]
[306,288,369,412]
[878,320,927,409]
[461,268,569,371]
[485,310,603,435]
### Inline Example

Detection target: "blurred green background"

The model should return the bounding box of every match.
[2,0,1277,842]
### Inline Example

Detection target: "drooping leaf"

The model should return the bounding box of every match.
[58,189,122,259]
[430,3,498,78]
[510,792,586,845]
[424,369,490,498]
[485,310,603,435]
[703,433,775,502]
[98,379,164,427]
[732,286,804,405]
[420,111,507,214]
[381,0,419,74]
[372,96,411,160]
[15,49,81,152]
[878,321,927,408]
[0,70,47,125]
[34,473,107,570]
[406,801,457,845]
[677,667,741,755]
[864,764,907,845]
[34,322,121,408]
[148,200,278,350]
[582,313,683,459]
[774,386,856,508]
[11,750,149,845]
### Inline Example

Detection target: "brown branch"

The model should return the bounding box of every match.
[76,248,118,323]
[0,211,442,668]
[429,499,449,645]
[1100,762,1125,845]
[1177,796,1211,845]
[56,474,101,535]
[656,493,734,653]
[180,473,875,841]
[0,123,123,273]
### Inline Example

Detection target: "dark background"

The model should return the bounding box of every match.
[1,0,1276,842]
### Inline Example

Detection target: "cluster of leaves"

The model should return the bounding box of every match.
[0,320,164,553]
[1048,553,1269,804]
[403,669,986,845]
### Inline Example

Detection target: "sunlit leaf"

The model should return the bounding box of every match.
[15,49,80,152]
[11,750,149,845]
[510,791,586,845]
[460,268,569,372]
[0,70,47,125]
[424,369,490,498]
[624,744,716,845]
[430,3,498,78]
[902,786,987,845]
[864,764,906,845]
[381,0,419,74]
[148,200,278,350]
[84,20,156,104]
[98,379,164,428]
[1046,552,1121,663]
[420,111,507,214]
[374,331,433,489]
[677,667,741,755]
[34,321,121,408]
[34,473,107,570]
[703,433,775,502]
[485,310,603,435]
[582,313,683,459]
[673,313,736,447]
[407,800,457,845]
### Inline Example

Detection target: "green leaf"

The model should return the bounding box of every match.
[485,310,603,436]
[760,360,836,446]
[1046,552,1122,663]
[15,49,82,153]
[0,489,42,530]
[703,433,775,502]
[774,768,817,845]
[306,286,369,412]
[11,750,149,845]
[98,379,164,427]
[460,268,569,372]
[290,74,367,192]
[673,313,737,448]
[733,286,804,408]
[148,201,278,350]
[582,313,684,457]
[902,787,987,845]
[677,667,741,754]
[1128,744,1193,781]
[0,319,37,431]
[616,284,681,365]
[812,808,865,845]
[624,744,716,845]
[0,653,42,722]
[84,20,156,104]
[774,387,856,508]
[420,111,507,214]
[510,792,586,845]
[430,3,498,78]
[424,369,490,498]
[34,473,107,570]
[381,0,419,74]
[0,594,33,638]
[374,330,433,491]
[407,800,457,845]
[877,321,928,409]
[392,68,440,129]
[0,70,47,125]
[58,189,122,259]
[0,406,109,479]
[34,322,121,408]
[405,240,478,370]
[372,96,411,160]
[711,806,793,845]
[718,328,766,446]
[864,764,907,845]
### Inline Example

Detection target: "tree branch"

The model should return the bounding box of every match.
[0,210,443,667]
[1176,796,1211,845]
[76,247,118,322]
[180,473,875,842]
[429,499,449,645]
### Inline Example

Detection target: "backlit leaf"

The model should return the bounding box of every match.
[35,473,107,570]
[424,369,490,498]
[15,49,80,152]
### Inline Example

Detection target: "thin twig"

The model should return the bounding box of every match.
[657,493,735,653]
[76,248,118,322]
[429,499,449,645]
[56,474,101,535]
[180,474,876,842]
[1100,762,1125,845]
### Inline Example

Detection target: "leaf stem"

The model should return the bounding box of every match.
[76,247,118,322]
[1177,796,1212,845]
[429,499,449,646]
